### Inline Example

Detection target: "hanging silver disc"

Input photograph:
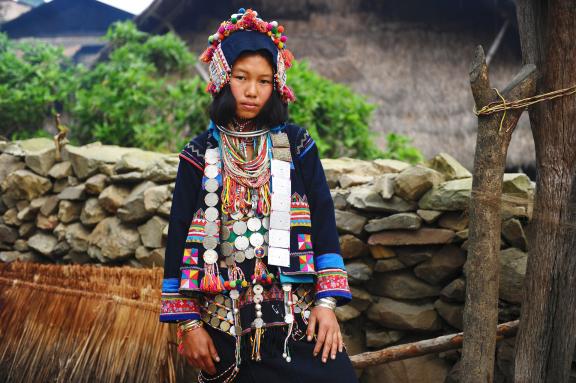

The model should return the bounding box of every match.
[284,314,294,324]
[247,217,262,232]
[282,284,292,292]
[205,192,219,207]
[231,211,244,220]
[234,235,249,251]
[232,220,247,235]
[205,178,219,192]
[249,232,264,247]
[234,251,246,263]
[253,318,264,328]
[205,207,219,222]
[253,284,264,295]
[230,289,240,300]
[221,225,231,240]
[205,149,220,164]
[244,247,255,259]
[264,231,269,244]
[205,222,219,236]
[221,242,233,256]
[203,249,218,264]
[253,294,263,303]
[203,236,218,250]
[204,165,219,179]
[219,321,231,332]
[262,216,270,229]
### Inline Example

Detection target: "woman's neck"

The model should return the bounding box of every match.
[230,116,258,132]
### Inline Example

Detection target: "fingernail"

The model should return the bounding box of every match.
[322,358,326,363]
[216,357,220,362]
[307,335,312,341]
[313,352,317,357]
[331,354,336,360]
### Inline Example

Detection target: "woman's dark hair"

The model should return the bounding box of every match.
[209,50,289,129]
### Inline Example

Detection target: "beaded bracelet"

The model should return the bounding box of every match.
[313,297,337,311]
[179,319,204,332]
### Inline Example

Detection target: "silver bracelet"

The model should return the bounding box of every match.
[314,297,337,311]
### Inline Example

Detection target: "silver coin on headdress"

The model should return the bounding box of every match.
[217,307,228,317]
[221,242,233,256]
[249,232,264,247]
[262,216,270,229]
[247,217,262,232]
[244,247,255,260]
[203,249,218,264]
[205,192,219,207]
[204,164,219,179]
[234,251,246,263]
[202,236,218,250]
[205,178,219,192]
[210,316,220,327]
[231,211,244,220]
[215,295,225,305]
[234,235,249,251]
[263,231,269,244]
[205,207,219,222]
[232,220,247,235]
[205,221,219,236]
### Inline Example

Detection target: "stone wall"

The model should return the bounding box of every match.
[0,138,534,383]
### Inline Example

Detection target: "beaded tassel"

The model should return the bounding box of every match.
[251,327,264,361]
[200,263,225,293]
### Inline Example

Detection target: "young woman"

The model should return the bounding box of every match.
[160,8,358,383]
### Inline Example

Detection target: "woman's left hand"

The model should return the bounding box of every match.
[306,306,344,363]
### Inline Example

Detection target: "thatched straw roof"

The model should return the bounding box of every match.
[135,0,534,172]
[0,262,191,383]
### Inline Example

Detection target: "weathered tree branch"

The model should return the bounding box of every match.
[460,46,536,383]
[350,320,519,369]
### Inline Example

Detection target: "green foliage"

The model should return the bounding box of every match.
[0,32,76,138]
[72,21,211,152]
[0,20,423,162]
[288,60,381,159]
[382,133,424,164]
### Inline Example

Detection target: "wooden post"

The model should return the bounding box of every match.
[514,1,576,381]
[459,46,536,383]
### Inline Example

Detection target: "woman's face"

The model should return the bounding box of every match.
[229,53,274,120]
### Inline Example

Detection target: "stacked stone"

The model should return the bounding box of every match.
[0,138,534,382]
[323,153,532,382]
[0,137,178,268]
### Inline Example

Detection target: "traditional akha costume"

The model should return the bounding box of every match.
[159,8,358,383]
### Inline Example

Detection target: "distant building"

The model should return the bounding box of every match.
[1,0,133,65]
[0,1,33,24]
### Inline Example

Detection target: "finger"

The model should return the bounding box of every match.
[321,331,333,363]
[203,354,217,376]
[313,324,327,356]
[338,331,344,353]
[208,339,221,363]
[330,329,339,360]
[306,312,317,341]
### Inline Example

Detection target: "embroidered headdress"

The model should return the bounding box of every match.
[200,8,296,103]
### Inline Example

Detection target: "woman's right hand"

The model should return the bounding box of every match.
[180,326,221,375]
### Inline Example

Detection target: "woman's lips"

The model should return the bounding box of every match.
[241,103,258,110]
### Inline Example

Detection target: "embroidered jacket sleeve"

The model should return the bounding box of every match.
[295,127,352,305]
[159,134,207,323]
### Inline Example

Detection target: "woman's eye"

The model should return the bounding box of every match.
[235,75,245,80]
[260,79,271,84]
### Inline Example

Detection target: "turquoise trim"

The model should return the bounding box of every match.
[280,273,314,284]
[316,253,345,270]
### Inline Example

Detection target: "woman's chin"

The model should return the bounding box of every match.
[236,110,259,119]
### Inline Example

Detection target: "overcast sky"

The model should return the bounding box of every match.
[97,0,154,14]
[42,0,155,15]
